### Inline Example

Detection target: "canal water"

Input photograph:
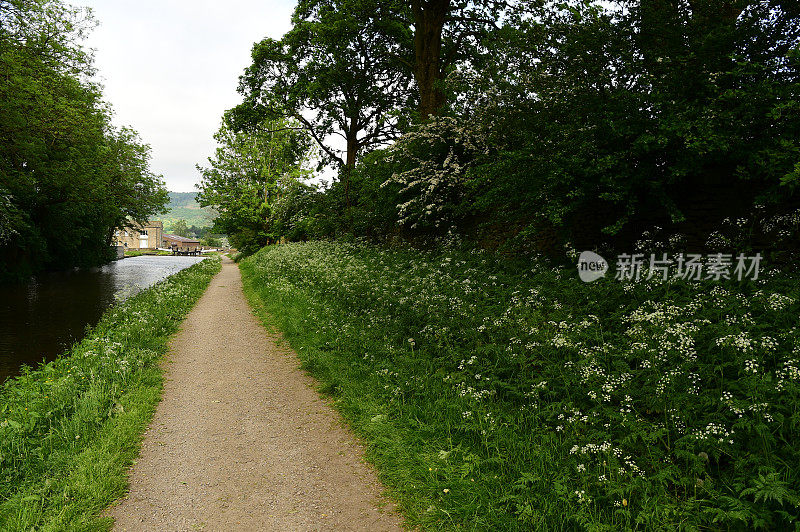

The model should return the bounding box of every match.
[0,255,205,382]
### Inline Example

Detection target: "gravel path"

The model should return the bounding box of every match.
[109,257,402,531]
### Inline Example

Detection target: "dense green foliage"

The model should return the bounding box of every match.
[236,0,413,170]
[0,0,168,279]
[209,0,800,257]
[196,118,313,254]
[241,242,800,530]
[0,256,220,530]
[449,0,800,252]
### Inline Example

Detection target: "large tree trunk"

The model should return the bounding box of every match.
[344,121,358,209]
[412,0,450,120]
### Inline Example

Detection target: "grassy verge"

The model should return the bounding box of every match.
[240,242,800,530]
[123,249,174,257]
[0,256,221,530]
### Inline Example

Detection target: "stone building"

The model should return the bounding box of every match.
[162,234,201,252]
[113,221,164,250]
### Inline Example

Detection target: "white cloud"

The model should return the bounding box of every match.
[80,0,295,192]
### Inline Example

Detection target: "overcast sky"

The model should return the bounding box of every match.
[80,0,295,192]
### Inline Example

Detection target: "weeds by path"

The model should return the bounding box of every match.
[0,256,221,530]
[240,242,800,530]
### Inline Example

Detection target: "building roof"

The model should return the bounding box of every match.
[163,234,200,243]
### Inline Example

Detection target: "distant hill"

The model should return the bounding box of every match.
[167,192,201,208]
[162,192,216,232]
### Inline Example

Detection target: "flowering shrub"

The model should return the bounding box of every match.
[242,242,800,529]
[383,116,490,232]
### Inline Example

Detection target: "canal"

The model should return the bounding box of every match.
[0,255,205,382]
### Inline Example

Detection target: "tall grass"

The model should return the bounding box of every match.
[0,256,220,530]
[240,242,800,530]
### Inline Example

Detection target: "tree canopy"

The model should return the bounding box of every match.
[0,0,168,279]
[205,0,799,260]
[196,116,313,254]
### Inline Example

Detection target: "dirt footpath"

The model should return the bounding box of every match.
[109,257,402,531]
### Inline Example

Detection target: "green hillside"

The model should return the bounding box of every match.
[162,192,216,232]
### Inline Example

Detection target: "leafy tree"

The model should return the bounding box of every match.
[196,116,312,254]
[211,0,799,258]
[363,0,516,119]
[201,235,222,247]
[407,0,511,118]
[268,178,327,241]
[235,0,414,206]
[382,0,800,253]
[104,127,169,234]
[170,219,190,237]
[0,0,168,278]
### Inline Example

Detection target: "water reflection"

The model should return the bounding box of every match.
[0,255,204,382]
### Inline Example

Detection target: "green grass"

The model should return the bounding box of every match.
[123,249,173,257]
[240,241,800,530]
[0,256,221,530]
